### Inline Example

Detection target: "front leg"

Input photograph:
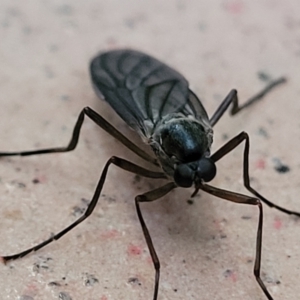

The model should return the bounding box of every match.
[135,182,177,300]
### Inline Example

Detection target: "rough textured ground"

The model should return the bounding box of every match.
[0,1,300,300]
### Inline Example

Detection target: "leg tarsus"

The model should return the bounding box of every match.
[135,182,177,300]
[209,77,286,127]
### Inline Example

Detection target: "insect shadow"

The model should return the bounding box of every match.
[1,49,299,300]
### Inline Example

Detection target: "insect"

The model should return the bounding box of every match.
[1,49,299,299]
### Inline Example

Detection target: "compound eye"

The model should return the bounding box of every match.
[197,158,216,182]
[174,164,194,188]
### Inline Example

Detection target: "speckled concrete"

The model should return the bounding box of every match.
[0,1,300,300]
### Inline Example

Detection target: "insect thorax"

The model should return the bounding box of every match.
[150,113,213,177]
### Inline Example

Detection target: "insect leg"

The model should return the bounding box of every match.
[199,183,273,300]
[135,182,177,300]
[209,77,286,127]
[1,156,166,263]
[0,107,159,166]
[211,131,300,216]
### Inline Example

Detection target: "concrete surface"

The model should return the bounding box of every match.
[0,1,300,300]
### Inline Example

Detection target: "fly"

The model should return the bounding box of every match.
[1,49,299,300]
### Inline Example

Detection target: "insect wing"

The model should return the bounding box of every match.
[90,49,210,137]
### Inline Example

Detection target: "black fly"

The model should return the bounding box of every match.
[1,49,299,300]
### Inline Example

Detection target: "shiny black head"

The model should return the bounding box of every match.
[173,157,216,188]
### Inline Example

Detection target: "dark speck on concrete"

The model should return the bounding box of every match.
[11,180,26,188]
[187,199,194,205]
[71,205,85,217]
[133,174,141,184]
[71,198,90,216]
[101,193,116,202]
[33,257,53,273]
[275,164,290,173]
[59,292,72,300]
[32,178,40,184]
[223,269,233,278]
[273,158,290,174]
[257,71,272,82]
[128,277,142,286]
[257,127,269,139]
[241,215,252,220]
[83,273,99,286]
[222,133,229,141]
[48,281,61,287]
[60,95,70,101]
